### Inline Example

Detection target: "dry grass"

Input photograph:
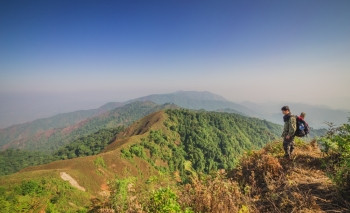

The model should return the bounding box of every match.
[2,111,171,205]
[3,113,349,213]
[179,170,253,213]
[229,140,350,213]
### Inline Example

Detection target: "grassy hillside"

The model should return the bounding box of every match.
[0,102,123,147]
[0,109,286,212]
[0,126,124,176]
[116,109,282,182]
[0,101,173,152]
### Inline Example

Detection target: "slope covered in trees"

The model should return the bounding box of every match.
[1,109,346,212]
[120,109,282,182]
[0,127,124,176]
[0,102,123,147]
[0,149,54,176]
[1,101,172,152]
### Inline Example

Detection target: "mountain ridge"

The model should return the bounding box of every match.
[0,91,340,153]
[130,90,254,116]
[0,109,348,212]
[0,101,171,151]
[1,91,348,131]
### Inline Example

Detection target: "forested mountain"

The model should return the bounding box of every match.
[119,109,282,182]
[0,126,124,176]
[0,101,173,152]
[132,91,347,129]
[0,102,123,148]
[1,91,332,154]
[1,108,346,212]
[0,109,284,211]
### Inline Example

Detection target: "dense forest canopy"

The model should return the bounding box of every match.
[122,109,283,181]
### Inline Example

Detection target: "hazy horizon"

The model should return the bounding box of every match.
[1,0,350,127]
[1,90,349,129]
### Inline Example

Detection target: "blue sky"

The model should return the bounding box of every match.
[1,0,350,127]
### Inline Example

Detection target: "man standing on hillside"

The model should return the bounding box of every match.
[281,106,297,159]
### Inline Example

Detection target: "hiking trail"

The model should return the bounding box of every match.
[278,143,349,212]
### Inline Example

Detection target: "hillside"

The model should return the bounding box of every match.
[0,101,172,152]
[131,91,347,129]
[177,140,349,212]
[0,91,329,153]
[0,109,283,212]
[0,102,123,146]
[0,126,124,176]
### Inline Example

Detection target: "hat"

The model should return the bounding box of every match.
[281,106,290,111]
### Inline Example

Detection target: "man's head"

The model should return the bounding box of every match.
[281,106,290,115]
[300,112,306,118]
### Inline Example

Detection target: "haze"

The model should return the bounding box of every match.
[1,0,350,128]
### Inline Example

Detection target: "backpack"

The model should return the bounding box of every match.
[294,116,310,137]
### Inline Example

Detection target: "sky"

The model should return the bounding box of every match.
[1,0,350,127]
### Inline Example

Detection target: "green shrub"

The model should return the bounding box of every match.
[146,187,182,213]
[110,177,137,213]
[17,180,44,196]
[319,119,350,195]
[121,148,132,159]
[94,156,106,168]
[0,177,89,212]
[129,144,146,158]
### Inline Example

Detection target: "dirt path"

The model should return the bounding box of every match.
[282,146,350,212]
[60,172,86,191]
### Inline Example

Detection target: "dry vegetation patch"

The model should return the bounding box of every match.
[229,141,349,213]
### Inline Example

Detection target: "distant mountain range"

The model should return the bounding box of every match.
[2,91,348,131]
[0,91,347,152]
[129,91,348,129]
[132,91,349,129]
[0,101,174,151]
[130,91,251,115]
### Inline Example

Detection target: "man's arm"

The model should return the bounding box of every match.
[281,123,287,137]
[287,116,297,138]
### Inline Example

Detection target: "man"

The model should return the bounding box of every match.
[295,112,309,137]
[281,106,297,159]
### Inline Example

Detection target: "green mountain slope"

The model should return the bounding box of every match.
[0,126,124,176]
[0,101,173,152]
[0,109,284,212]
[119,109,282,181]
[0,91,335,153]
[0,102,123,148]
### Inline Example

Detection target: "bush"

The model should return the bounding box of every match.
[319,119,350,195]
[110,177,140,213]
[146,187,183,213]
[17,180,44,196]
[129,144,146,159]
[178,170,250,213]
[94,156,106,168]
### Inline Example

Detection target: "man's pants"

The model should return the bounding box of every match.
[283,137,295,157]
